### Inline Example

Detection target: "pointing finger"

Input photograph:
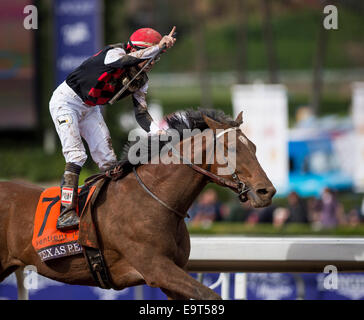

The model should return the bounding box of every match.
[168,26,176,37]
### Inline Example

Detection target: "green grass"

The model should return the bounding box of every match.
[149,86,350,120]
[0,146,97,184]
[149,86,233,115]
[154,7,364,72]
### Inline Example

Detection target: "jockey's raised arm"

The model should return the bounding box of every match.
[103,45,161,69]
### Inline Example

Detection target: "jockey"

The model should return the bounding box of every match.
[49,27,176,231]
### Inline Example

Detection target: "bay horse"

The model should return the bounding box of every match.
[0,109,276,300]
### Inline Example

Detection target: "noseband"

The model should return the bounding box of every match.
[231,172,250,202]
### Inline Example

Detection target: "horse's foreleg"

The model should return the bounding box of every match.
[140,257,221,300]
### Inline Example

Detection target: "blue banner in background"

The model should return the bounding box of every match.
[2,272,364,300]
[54,0,102,86]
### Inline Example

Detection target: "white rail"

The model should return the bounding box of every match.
[187,236,364,272]
[188,236,364,299]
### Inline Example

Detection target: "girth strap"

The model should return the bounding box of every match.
[83,246,112,289]
[79,177,113,289]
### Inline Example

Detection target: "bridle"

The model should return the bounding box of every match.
[172,127,250,200]
[133,126,251,219]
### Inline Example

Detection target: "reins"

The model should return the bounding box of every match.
[132,167,188,219]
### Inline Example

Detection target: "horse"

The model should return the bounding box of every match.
[0,109,276,300]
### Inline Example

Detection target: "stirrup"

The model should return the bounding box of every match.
[56,210,80,231]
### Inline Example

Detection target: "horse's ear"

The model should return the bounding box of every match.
[235,111,243,125]
[203,115,229,130]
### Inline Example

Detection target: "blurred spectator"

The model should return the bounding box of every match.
[312,187,345,229]
[246,211,260,225]
[361,197,364,222]
[286,191,309,224]
[188,189,229,228]
[226,200,256,223]
[257,205,277,224]
[273,207,289,229]
[264,192,309,228]
[347,209,361,227]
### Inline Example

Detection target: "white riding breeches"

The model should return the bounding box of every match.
[49,81,117,171]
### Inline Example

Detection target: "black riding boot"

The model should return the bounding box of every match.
[56,163,82,231]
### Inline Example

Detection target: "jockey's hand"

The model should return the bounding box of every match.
[158,26,176,50]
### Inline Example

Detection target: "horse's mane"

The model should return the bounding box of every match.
[109,108,239,177]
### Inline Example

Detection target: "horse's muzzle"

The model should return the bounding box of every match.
[245,186,276,208]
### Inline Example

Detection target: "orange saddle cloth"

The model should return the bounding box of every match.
[32,185,96,262]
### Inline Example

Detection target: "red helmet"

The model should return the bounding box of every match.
[127,28,162,50]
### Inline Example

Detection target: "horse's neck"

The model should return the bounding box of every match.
[134,131,213,213]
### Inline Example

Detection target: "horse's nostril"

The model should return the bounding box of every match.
[257,189,268,195]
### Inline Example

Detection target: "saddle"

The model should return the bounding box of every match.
[32,173,114,289]
[32,185,96,261]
